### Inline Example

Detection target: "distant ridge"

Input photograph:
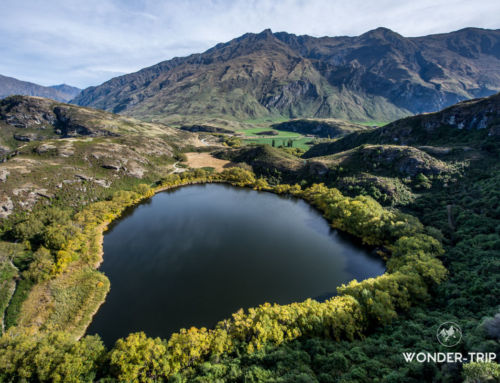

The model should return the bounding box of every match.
[73,27,500,123]
[0,74,80,102]
[303,91,500,158]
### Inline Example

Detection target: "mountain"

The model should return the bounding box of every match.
[72,27,500,123]
[303,91,500,158]
[0,74,80,102]
[49,84,81,100]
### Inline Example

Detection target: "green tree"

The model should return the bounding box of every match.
[0,329,105,382]
[109,332,169,382]
[463,362,500,382]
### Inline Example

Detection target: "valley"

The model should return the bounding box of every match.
[0,23,499,383]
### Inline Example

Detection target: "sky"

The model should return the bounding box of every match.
[1,0,499,89]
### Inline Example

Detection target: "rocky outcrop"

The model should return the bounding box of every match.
[0,196,13,218]
[0,169,8,182]
[35,143,57,154]
[14,133,39,142]
[0,96,120,140]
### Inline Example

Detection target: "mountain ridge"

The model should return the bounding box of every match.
[0,74,81,102]
[72,27,500,123]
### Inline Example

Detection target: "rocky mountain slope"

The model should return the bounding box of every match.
[304,91,500,158]
[0,96,200,218]
[73,27,500,123]
[0,74,80,102]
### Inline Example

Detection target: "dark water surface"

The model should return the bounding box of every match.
[87,184,384,345]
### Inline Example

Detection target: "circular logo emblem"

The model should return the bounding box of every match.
[437,322,462,347]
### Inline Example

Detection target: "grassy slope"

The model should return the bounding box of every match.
[0,96,202,337]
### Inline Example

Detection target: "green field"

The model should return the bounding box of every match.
[243,136,314,150]
[241,127,314,150]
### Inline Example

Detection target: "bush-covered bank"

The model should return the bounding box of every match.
[171,165,500,383]
[0,168,446,382]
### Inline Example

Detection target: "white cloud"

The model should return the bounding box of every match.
[0,0,499,88]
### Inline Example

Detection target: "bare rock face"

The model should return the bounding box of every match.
[57,143,74,157]
[0,196,14,218]
[382,92,500,144]
[0,145,10,157]
[14,133,39,142]
[0,169,9,182]
[126,161,146,178]
[75,173,93,181]
[35,143,57,154]
[101,162,121,171]
[93,179,111,188]
[1,96,57,130]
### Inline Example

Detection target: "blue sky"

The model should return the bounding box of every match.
[1,0,499,89]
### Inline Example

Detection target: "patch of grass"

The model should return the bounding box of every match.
[243,137,313,150]
[4,278,34,330]
[43,268,110,335]
[353,120,390,127]
[0,261,17,334]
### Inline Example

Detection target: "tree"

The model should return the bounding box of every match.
[415,173,432,189]
[463,362,500,382]
[24,246,54,282]
[0,329,105,383]
[109,332,169,383]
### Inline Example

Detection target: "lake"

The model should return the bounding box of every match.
[86,184,385,345]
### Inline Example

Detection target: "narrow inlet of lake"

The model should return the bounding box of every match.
[86,184,385,345]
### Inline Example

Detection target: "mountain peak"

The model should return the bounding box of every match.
[360,27,403,40]
[250,28,274,41]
